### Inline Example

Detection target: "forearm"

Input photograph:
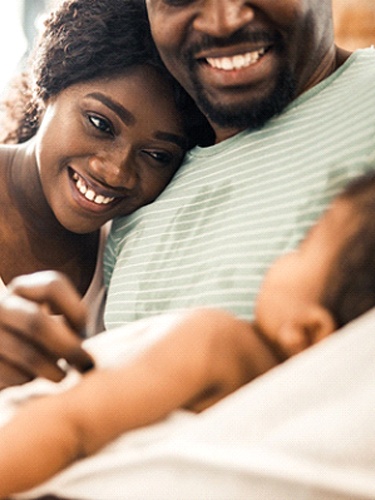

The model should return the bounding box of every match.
[0,363,191,498]
[0,396,80,498]
[0,311,214,497]
[0,309,279,498]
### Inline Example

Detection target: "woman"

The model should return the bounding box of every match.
[0,0,211,388]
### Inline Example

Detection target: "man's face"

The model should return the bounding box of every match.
[146,0,333,142]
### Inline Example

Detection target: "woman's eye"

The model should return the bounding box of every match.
[163,0,195,6]
[88,115,113,135]
[144,150,174,165]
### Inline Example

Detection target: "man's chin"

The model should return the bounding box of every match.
[200,100,279,133]
[195,70,297,133]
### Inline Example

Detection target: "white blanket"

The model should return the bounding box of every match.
[2,308,375,500]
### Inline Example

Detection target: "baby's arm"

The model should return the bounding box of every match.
[0,308,278,498]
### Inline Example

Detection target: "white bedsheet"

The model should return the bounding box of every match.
[2,308,375,500]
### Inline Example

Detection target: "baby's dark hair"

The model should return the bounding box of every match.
[322,169,375,328]
[0,0,212,147]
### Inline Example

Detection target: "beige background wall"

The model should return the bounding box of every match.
[333,0,375,50]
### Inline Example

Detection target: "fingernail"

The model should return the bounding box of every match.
[81,358,95,373]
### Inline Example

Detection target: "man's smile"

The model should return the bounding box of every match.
[205,47,267,71]
[193,43,276,91]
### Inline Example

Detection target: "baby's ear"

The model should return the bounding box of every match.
[278,305,336,357]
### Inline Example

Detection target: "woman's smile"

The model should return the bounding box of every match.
[72,171,116,206]
[68,167,122,214]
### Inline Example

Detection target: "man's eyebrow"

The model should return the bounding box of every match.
[86,92,136,126]
[154,131,188,150]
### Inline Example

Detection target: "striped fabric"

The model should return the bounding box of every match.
[104,48,375,328]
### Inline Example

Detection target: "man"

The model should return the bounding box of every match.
[103,0,375,328]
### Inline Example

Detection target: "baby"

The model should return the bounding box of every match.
[1,169,375,498]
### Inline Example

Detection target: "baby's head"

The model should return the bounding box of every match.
[254,170,375,358]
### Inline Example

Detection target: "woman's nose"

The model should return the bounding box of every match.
[193,0,255,38]
[88,151,137,190]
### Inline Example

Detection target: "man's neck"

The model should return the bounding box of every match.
[299,45,352,95]
[212,125,247,144]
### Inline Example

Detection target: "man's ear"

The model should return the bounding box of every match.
[278,305,337,357]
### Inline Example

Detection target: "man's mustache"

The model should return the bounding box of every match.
[185,30,280,57]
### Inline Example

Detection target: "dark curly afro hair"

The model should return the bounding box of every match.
[0,0,213,147]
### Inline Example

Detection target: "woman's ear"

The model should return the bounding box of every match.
[277,305,337,357]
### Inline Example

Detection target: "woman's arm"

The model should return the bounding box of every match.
[0,308,278,498]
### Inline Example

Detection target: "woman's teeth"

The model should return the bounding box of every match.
[206,48,266,71]
[72,172,115,205]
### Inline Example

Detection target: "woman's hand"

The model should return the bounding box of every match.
[0,271,94,390]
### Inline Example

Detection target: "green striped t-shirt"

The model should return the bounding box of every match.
[104,48,375,327]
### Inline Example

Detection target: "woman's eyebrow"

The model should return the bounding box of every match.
[87,91,188,150]
[154,131,188,150]
[86,92,136,126]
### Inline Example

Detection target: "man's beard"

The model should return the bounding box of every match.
[192,67,297,132]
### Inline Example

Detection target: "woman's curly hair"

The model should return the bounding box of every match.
[0,0,212,147]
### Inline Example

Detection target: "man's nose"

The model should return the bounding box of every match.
[88,150,137,190]
[193,1,255,38]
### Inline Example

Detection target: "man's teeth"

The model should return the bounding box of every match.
[72,173,115,205]
[206,48,266,70]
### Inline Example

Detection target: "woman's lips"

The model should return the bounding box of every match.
[72,171,115,205]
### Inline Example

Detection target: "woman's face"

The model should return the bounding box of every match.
[36,65,187,233]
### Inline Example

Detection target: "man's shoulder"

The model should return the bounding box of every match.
[345,47,375,77]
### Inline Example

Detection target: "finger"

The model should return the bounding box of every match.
[7,271,87,335]
[0,295,94,374]
[0,327,66,384]
[0,359,34,391]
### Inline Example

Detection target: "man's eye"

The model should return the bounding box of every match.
[88,115,113,135]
